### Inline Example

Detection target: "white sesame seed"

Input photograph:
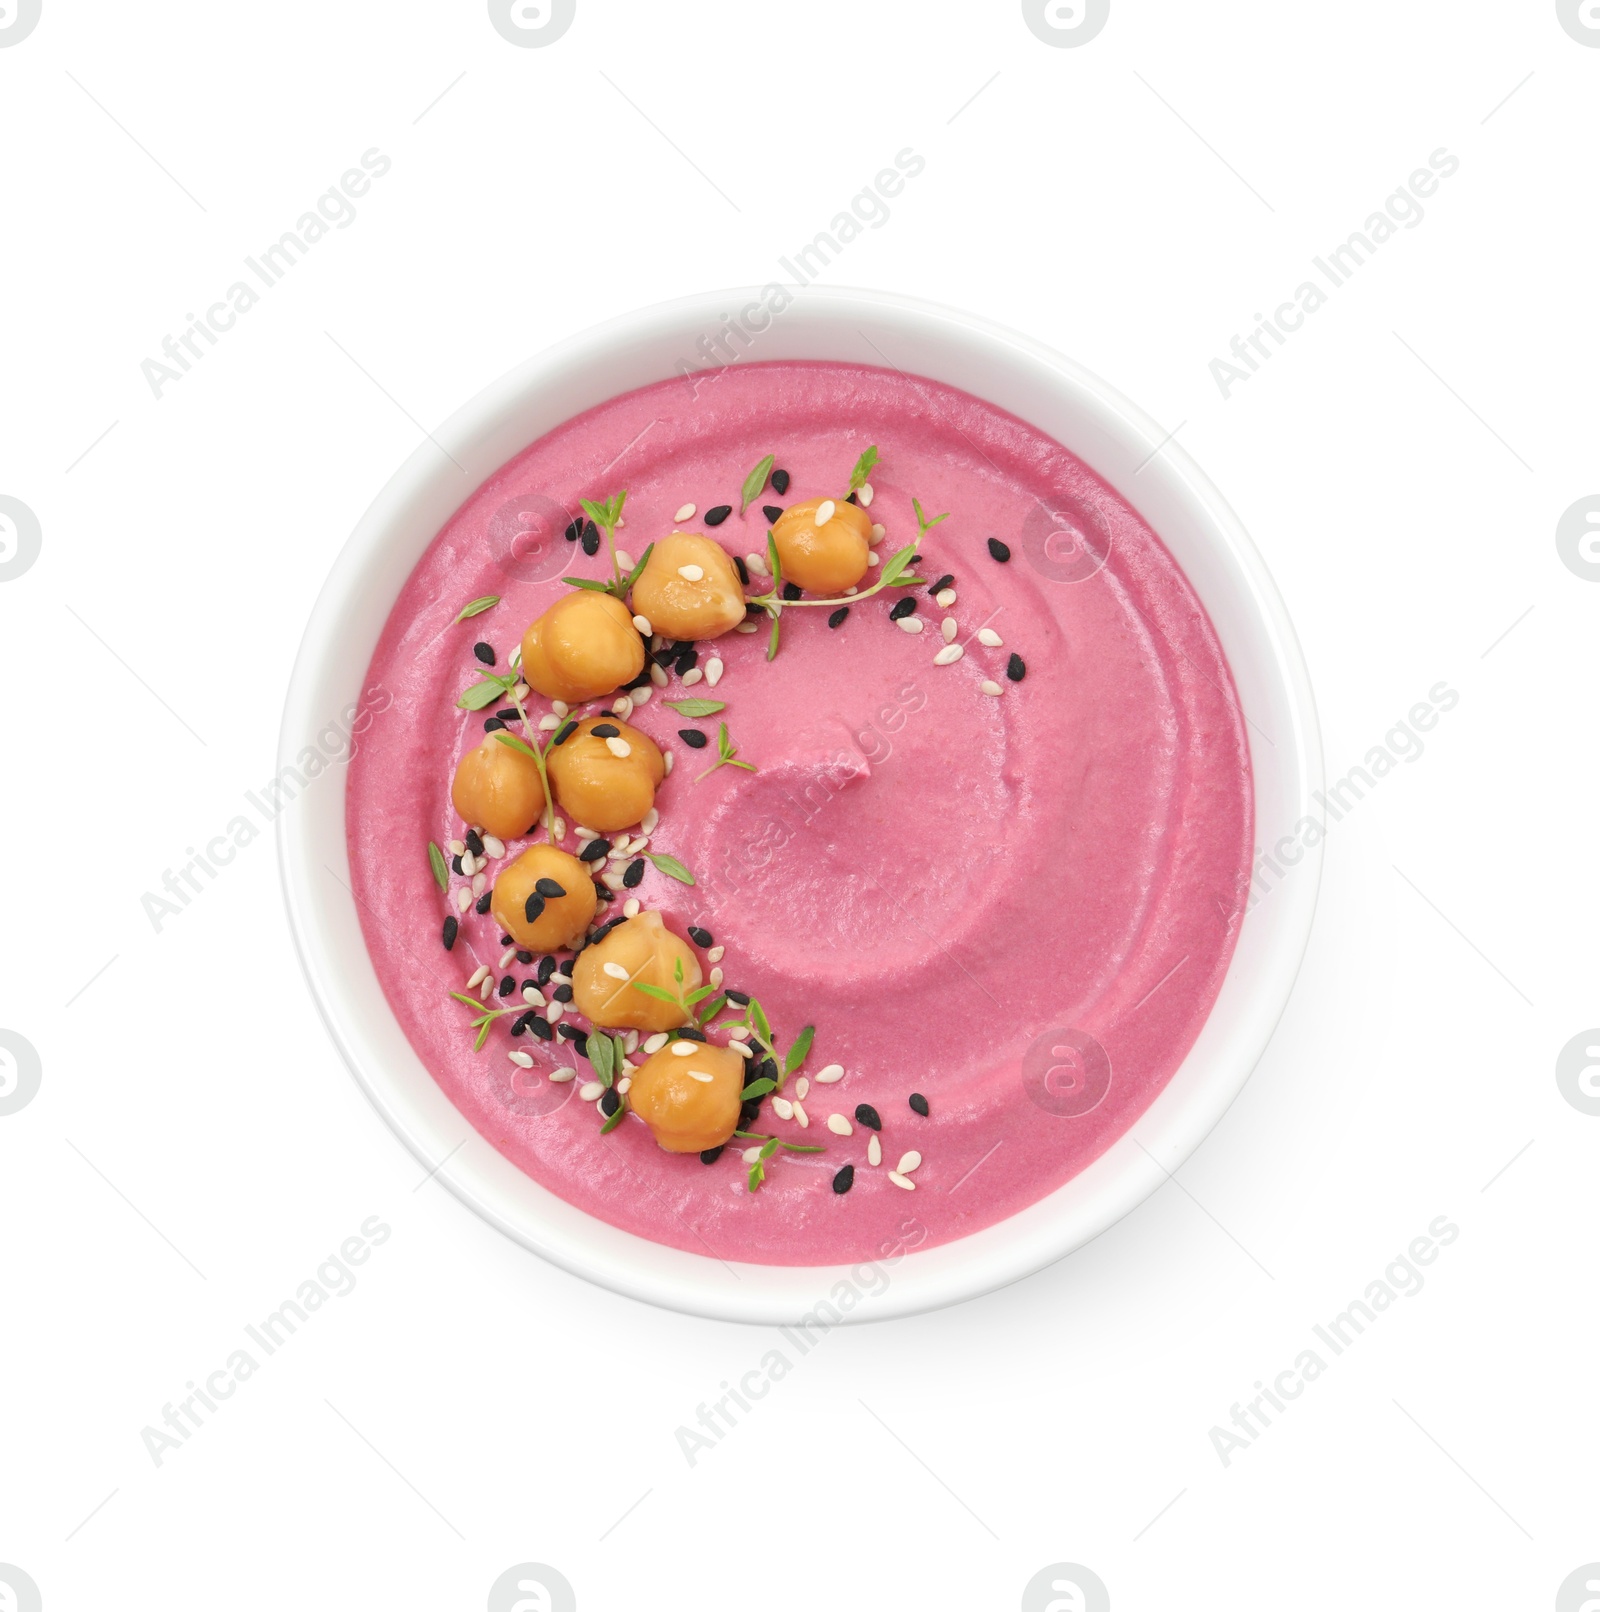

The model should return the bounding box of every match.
[887,1171,916,1191]
[794,1078,808,1100]
[552,700,569,717]
[794,1102,809,1128]
[499,947,516,969]
[981,680,1004,697]
[579,1081,603,1101]
[815,499,836,525]
[671,1041,695,1056]
[552,818,566,837]
[623,897,641,917]
[730,1040,752,1058]
[745,551,768,576]
[602,871,624,891]
[455,888,472,913]
[643,1033,669,1054]
[548,1066,575,1083]
[509,1050,535,1068]
[816,1064,845,1083]
[675,503,696,522]
[846,586,858,595]
[641,806,659,834]
[623,1030,639,1053]
[934,644,964,666]
[728,1025,750,1040]
[546,999,565,1022]
[479,973,494,999]
[512,682,529,701]
[612,696,634,721]
[688,1069,714,1083]
[538,713,560,731]
[707,944,725,962]
[467,965,490,988]
[827,1113,853,1135]
[631,834,650,852]
[734,619,760,633]
[897,1151,923,1174]
[743,1147,764,1163]
[677,564,705,582]
[897,616,925,634]
[603,961,629,980]
[522,985,542,1004]
[482,834,505,859]
[941,617,958,642]
[705,657,724,688]
[447,838,465,856]
[663,751,675,775]
[868,1134,882,1166]
[471,872,487,896]
[460,850,477,877]
[858,482,874,507]
[617,1076,632,1094]
[632,684,653,706]
[868,550,881,566]
[681,668,703,687]
[710,966,724,987]
[615,549,632,571]
[772,1096,794,1120]
[575,826,596,840]
[605,736,631,758]
[871,523,886,541]
[650,663,668,686]
[978,627,1004,647]
[935,588,957,608]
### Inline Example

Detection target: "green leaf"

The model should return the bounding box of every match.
[879,542,919,587]
[457,675,513,711]
[747,1160,765,1191]
[581,491,627,533]
[449,992,484,1009]
[848,445,880,492]
[621,542,654,591]
[588,1032,615,1087]
[684,984,718,1006]
[562,575,614,592]
[600,1096,628,1134]
[474,1019,492,1052]
[630,982,682,1006]
[664,698,726,718]
[717,722,732,759]
[740,1077,777,1101]
[674,955,684,984]
[759,1137,780,1160]
[429,841,448,892]
[740,453,776,514]
[784,1025,815,1075]
[767,613,781,662]
[646,853,695,886]
[779,1142,826,1153]
[696,993,727,1026]
[725,759,757,773]
[491,730,540,759]
[749,998,773,1046]
[766,532,782,588]
[454,595,500,623]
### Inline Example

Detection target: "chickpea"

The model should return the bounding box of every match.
[627,1039,745,1154]
[771,496,874,595]
[520,590,644,703]
[571,910,702,1032]
[450,733,546,840]
[489,844,596,953]
[545,716,664,834]
[629,532,747,641]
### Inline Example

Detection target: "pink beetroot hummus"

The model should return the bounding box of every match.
[347,361,1253,1266]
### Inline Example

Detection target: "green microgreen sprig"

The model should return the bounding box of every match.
[848,445,880,492]
[740,453,775,515]
[454,594,500,623]
[695,721,757,784]
[448,992,521,1052]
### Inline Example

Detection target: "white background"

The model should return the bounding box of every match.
[1,2,1596,1608]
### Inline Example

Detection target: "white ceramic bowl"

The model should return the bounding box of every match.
[279,286,1321,1325]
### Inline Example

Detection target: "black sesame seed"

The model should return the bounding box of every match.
[625,669,653,691]
[451,854,464,875]
[579,838,610,863]
[528,1017,554,1042]
[553,720,578,746]
[482,717,505,732]
[553,983,573,1003]
[987,537,1011,562]
[591,723,620,740]
[536,956,555,985]
[675,1026,707,1042]
[739,1100,762,1128]
[734,555,749,585]
[517,949,534,964]
[832,1164,856,1194]
[599,1087,621,1116]
[755,1057,778,1085]
[441,916,459,950]
[524,893,545,923]
[510,1014,529,1037]
[560,1024,585,1046]
[623,858,645,888]
[771,468,791,495]
[725,989,750,1006]
[854,1103,882,1131]
[763,504,784,524]
[473,642,495,665]
[465,829,484,856]
[823,606,849,630]
[498,975,515,997]
[495,707,519,721]
[909,1092,930,1116]
[674,645,699,675]
[679,728,709,749]
[704,504,732,526]
[652,644,678,666]
[782,581,802,601]
[928,573,954,596]
[688,926,713,947]
[846,491,858,505]
[889,597,916,621]
[564,517,582,543]
[591,915,626,943]
[500,933,513,945]
[700,1145,726,1165]
[1007,652,1026,682]
[475,891,493,915]
[594,882,615,903]
[581,520,600,555]
[534,878,567,899]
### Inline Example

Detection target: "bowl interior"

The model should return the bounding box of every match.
[279,287,1320,1325]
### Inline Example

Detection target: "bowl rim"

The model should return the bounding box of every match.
[278,283,1322,1325]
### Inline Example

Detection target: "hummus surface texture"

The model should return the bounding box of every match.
[347,361,1254,1266]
